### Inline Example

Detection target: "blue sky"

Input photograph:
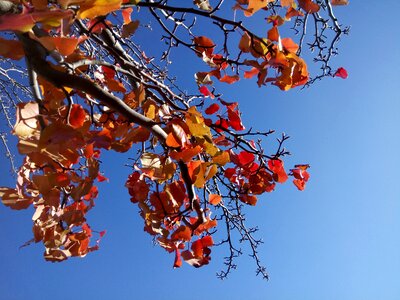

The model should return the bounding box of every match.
[1,1,400,299]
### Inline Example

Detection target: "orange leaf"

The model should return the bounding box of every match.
[244,0,275,17]
[78,0,122,19]
[281,37,299,53]
[238,32,251,53]
[267,26,279,42]
[193,36,215,57]
[281,0,294,7]
[209,194,221,205]
[212,151,230,166]
[285,7,304,19]
[69,104,86,128]
[244,67,259,79]
[219,74,240,84]
[122,7,133,24]
[293,179,306,190]
[166,133,181,148]
[166,124,188,148]
[298,0,320,13]
[169,146,202,163]
[331,0,349,5]
[171,226,192,241]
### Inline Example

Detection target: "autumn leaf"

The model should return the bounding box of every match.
[193,36,215,57]
[230,150,255,167]
[122,20,140,38]
[171,226,192,241]
[122,7,133,24]
[78,0,122,19]
[194,0,212,11]
[268,159,288,183]
[170,145,202,163]
[205,103,220,115]
[243,0,275,17]
[37,36,80,57]
[239,32,251,53]
[281,38,299,53]
[298,0,320,13]
[281,0,294,7]
[0,8,73,32]
[239,194,258,206]
[331,0,349,5]
[209,194,221,205]
[244,67,259,79]
[69,104,87,128]
[227,107,245,131]
[13,102,40,137]
[267,26,279,42]
[334,67,348,79]
[0,38,25,60]
[219,74,240,84]
[0,187,33,210]
[199,85,212,98]
[166,124,188,148]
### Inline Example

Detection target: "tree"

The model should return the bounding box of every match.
[0,0,348,278]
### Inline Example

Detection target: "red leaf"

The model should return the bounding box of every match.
[101,66,116,80]
[69,104,86,128]
[171,226,192,242]
[215,118,229,132]
[298,0,320,13]
[239,194,257,206]
[334,67,348,79]
[97,172,108,182]
[231,150,255,167]
[227,108,245,131]
[174,248,182,268]
[268,159,288,183]
[193,36,215,57]
[293,179,306,191]
[199,85,212,97]
[205,103,220,115]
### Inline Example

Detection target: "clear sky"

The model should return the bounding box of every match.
[1,1,400,299]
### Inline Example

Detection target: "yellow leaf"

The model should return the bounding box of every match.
[78,0,122,19]
[245,0,275,17]
[185,107,211,138]
[212,151,230,166]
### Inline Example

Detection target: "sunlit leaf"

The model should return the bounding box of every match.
[298,0,320,13]
[78,0,122,19]
[209,194,221,205]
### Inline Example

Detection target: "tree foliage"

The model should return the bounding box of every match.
[0,0,348,278]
